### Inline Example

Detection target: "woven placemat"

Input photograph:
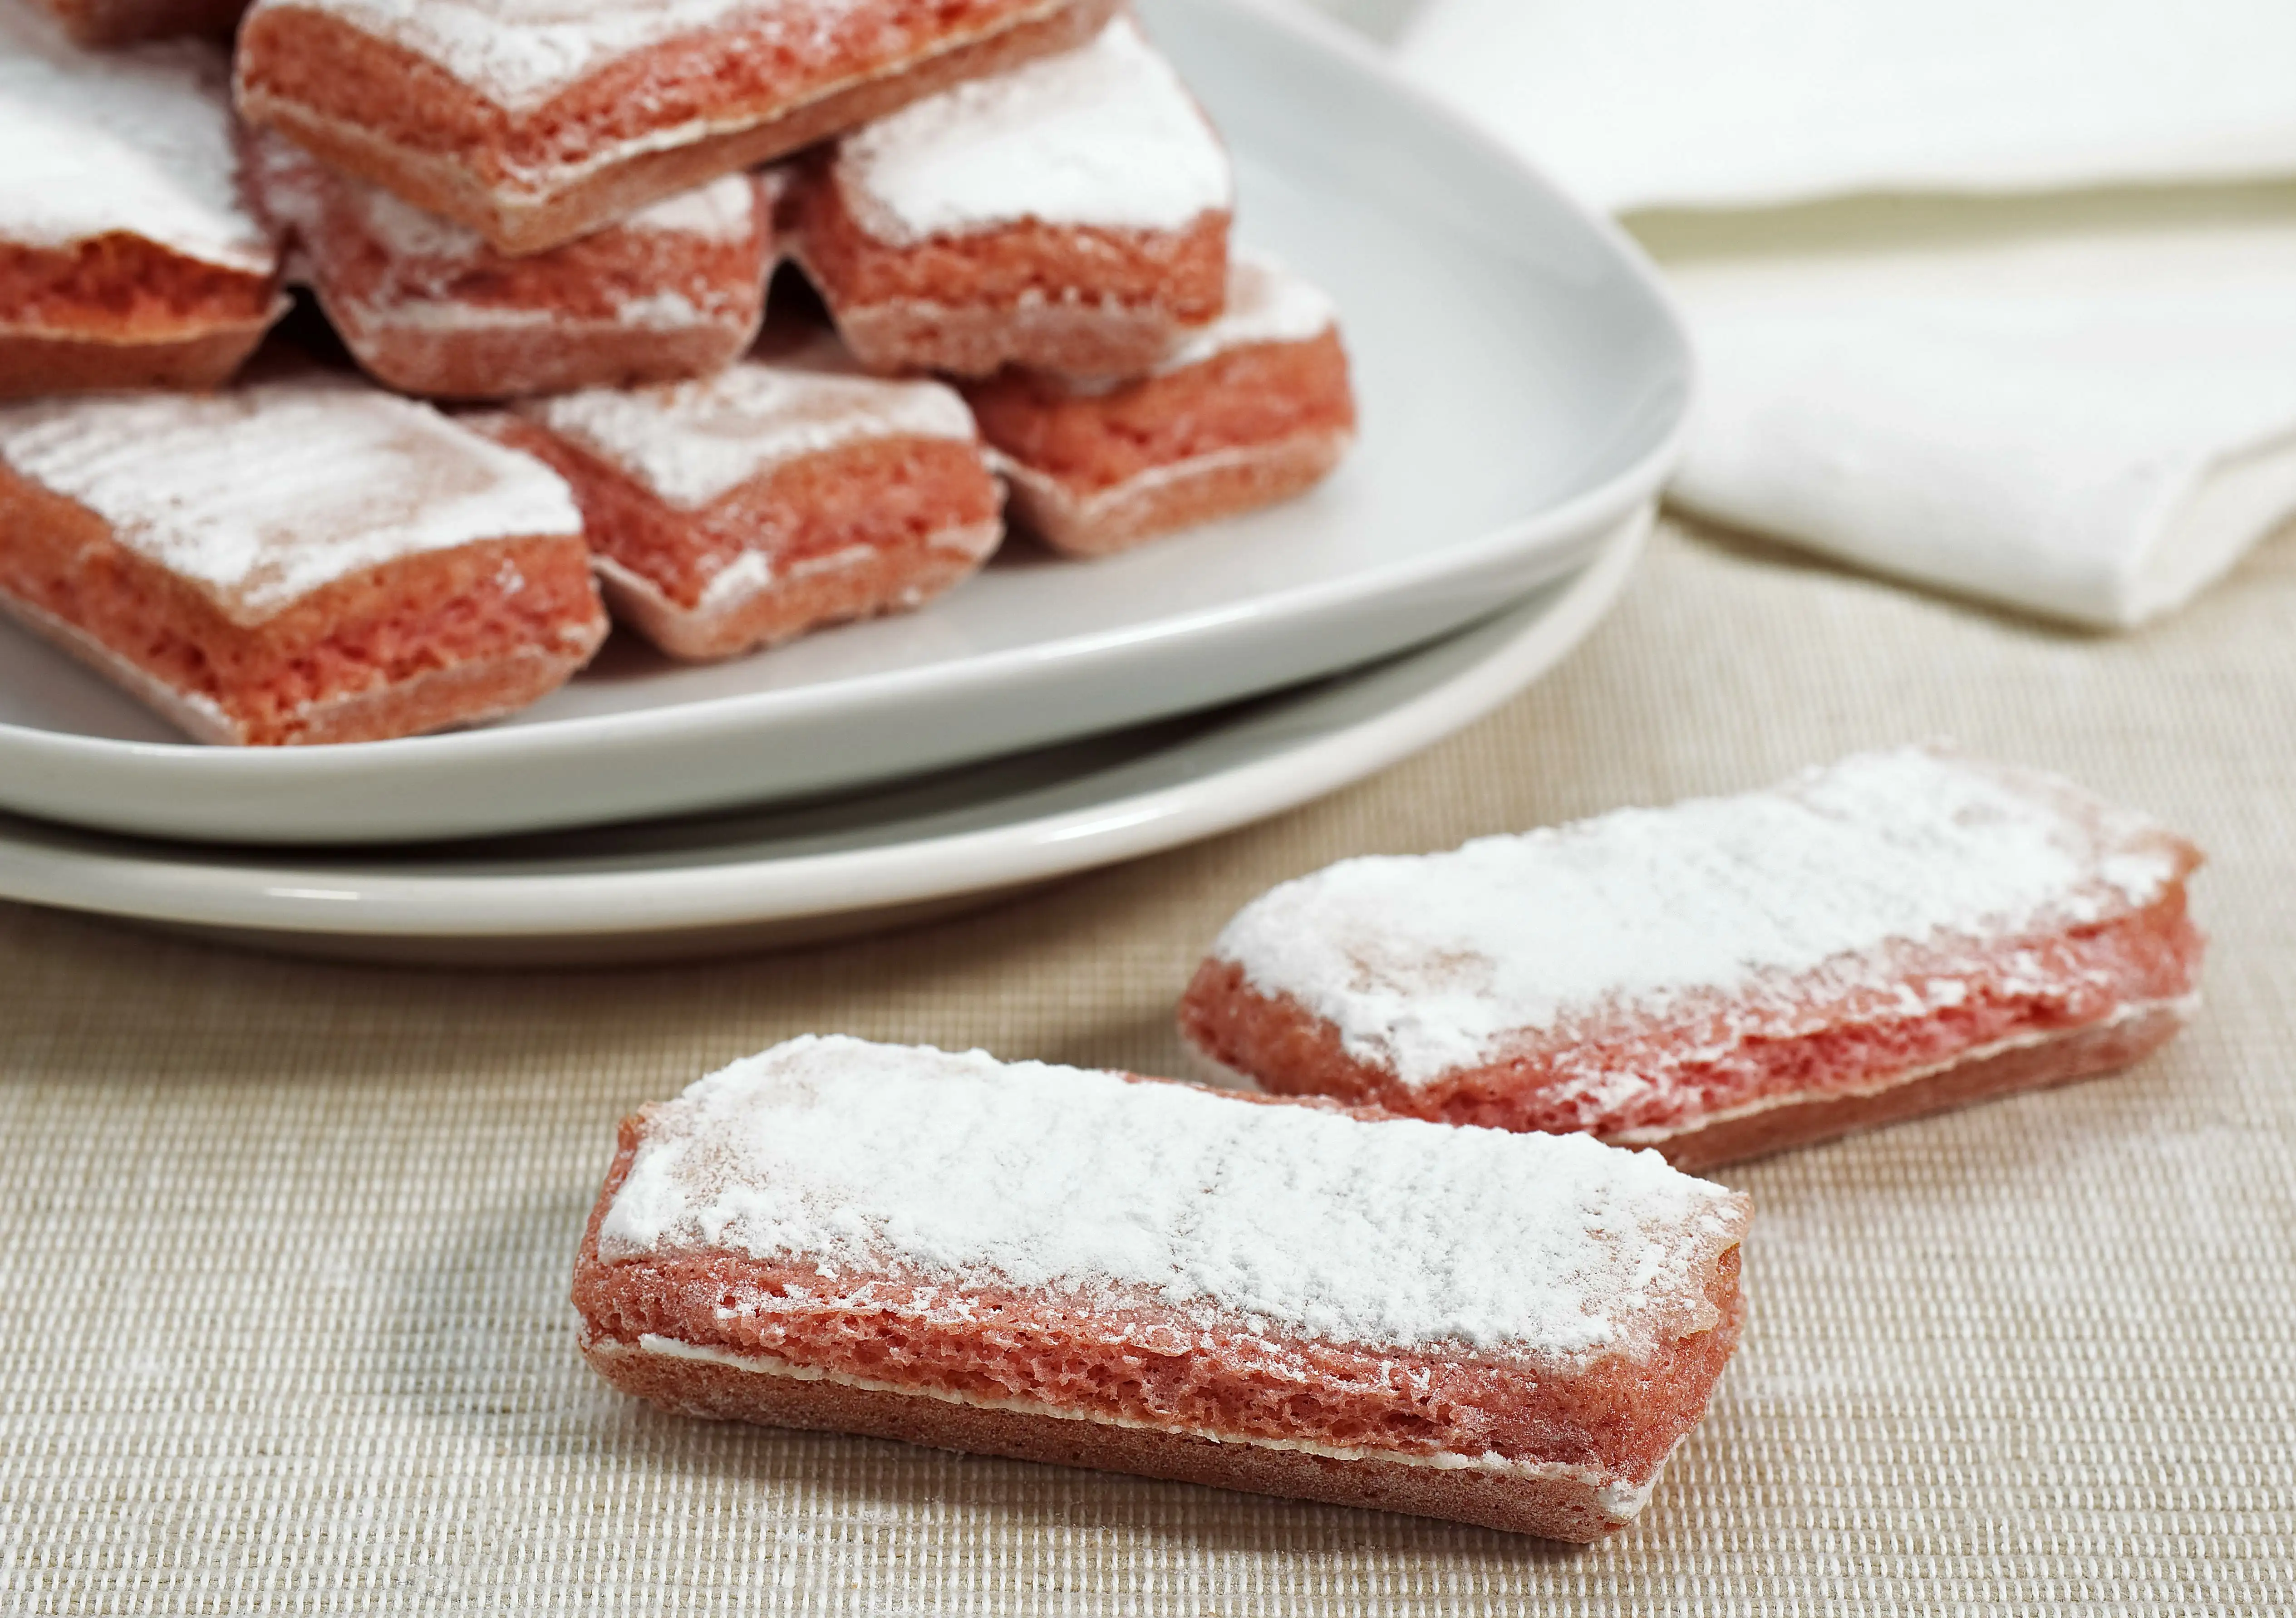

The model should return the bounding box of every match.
[5,513,2291,1614]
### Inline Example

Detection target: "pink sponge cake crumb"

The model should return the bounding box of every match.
[791,15,1232,378]
[573,1035,1750,1542]
[249,134,772,400]
[0,14,284,398]
[233,0,1124,256]
[491,336,1001,662]
[0,376,606,745]
[1180,747,2206,1170]
[964,251,1357,555]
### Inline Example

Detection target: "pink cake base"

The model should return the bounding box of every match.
[584,1336,1674,1542]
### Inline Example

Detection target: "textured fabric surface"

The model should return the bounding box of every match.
[3,513,2293,1613]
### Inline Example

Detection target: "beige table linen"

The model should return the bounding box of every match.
[4,513,2292,1614]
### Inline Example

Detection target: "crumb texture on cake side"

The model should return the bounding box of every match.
[573,1038,1750,1538]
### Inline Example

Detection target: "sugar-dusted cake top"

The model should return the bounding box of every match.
[0,378,582,625]
[516,347,977,509]
[834,15,1232,244]
[1212,747,2197,1086]
[246,0,781,110]
[598,1036,1746,1360]
[0,10,275,274]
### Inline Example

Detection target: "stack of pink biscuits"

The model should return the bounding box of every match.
[0,0,1357,745]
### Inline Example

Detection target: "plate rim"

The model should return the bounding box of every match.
[0,510,1648,942]
[0,0,1693,833]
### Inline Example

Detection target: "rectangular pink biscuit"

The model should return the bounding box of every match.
[573,1036,1750,1541]
[0,17,283,396]
[233,0,1123,255]
[248,134,772,399]
[491,335,1001,662]
[1180,747,2206,1169]
[0,376,606,745]
[790,16,1231,378]
[962,252,1357,554]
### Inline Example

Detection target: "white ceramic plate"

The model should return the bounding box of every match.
[0,512,1644,965]
[0,0,1688,848]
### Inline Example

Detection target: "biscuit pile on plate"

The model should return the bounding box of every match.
[0,0,1358,745]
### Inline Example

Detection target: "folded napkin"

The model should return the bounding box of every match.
[1393,0,2296,627]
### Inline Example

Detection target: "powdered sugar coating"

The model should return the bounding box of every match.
[0,378,581,624]
[0,11,274,274]
[618,175,767,242]
[834,15,1231,245]
[248,0,807,109]
[597,1036,1744,1360]
[516,353,977,509]
[1211,747,2190,1087]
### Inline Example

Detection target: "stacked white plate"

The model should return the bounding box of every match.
[0,0,1690,964]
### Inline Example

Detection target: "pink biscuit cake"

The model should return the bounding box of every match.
[573,1035,1750,1542]
[964,251,1356,555]
[232,0,1125,256]
[790,15,1232,378]
[25,0,245,47]
[0,375,607,745]
[0,10,283,397]
[1180,747,2206,1170]
[248,134,773,399]
[490,336,1001,662]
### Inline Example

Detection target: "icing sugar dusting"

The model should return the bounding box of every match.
[622,174,766,240]
[1214,747,2190,1085]
[597,1036,1746,1359]
[836,16,1232,244]
[256,0,811,109]
[517,353,976,509]
[0,14,275,274]
[0,379,581,624]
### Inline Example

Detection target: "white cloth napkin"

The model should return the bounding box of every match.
[1393,0,2296,627]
